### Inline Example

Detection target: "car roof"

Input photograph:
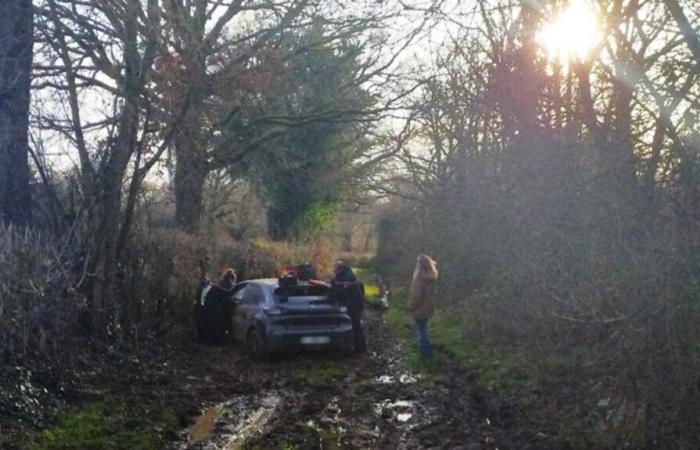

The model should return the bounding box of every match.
[241,278,329,289]
[244,278,279,287]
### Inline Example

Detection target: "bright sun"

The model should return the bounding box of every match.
[537,0,601,63]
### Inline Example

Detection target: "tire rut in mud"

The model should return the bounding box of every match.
[176,309,555,450]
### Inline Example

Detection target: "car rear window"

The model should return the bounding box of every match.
[274,284,329,302]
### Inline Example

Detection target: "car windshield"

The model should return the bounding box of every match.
[274,284,330,303]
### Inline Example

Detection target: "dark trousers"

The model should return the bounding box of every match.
[348,306,366,353]
[414,318,433,359]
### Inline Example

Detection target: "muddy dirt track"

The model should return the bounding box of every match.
[171,308,559,450]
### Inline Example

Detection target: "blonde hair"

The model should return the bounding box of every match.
[221,268,237,280]
[410,254,438,301]
[414,254,438,280]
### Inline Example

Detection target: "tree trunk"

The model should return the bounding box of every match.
[173,49,208,233]
[91,0,142,332]
[609,69,639,189]
[267,206,294,241]
[514,0,540,142]
[0,0,33,225]
[174,129,208,233]
[644,118,665,195]
[663,0,700,70]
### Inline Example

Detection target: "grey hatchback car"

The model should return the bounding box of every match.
[229,278,354,358]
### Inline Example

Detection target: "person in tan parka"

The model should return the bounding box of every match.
[407,254,438,359]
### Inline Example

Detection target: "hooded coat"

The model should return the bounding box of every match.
[331,265,366,353]
[408,267,438,320]
[330,266,365,313]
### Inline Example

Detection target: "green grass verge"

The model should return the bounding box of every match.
[385,289,527,401]
[353,264,526,400]
[29,400,178,450]
[385,291,646,447]
[358,264,652,447]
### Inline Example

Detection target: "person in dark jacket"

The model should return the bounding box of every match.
[330,261,367,354]
[203,268,237,344]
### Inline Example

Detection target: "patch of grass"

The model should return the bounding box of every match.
[292,362,345,385]
[382,284,653,448]
[29,400,178,450]
[385,289,527,400]
[248,444,299,450]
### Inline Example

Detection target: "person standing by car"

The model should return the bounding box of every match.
[201,268,238,344]
[216,268,237,292]
[407,255,438,359]
[216,268,237,337]
[330,261,367,355]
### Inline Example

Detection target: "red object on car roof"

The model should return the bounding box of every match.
[277,265,329,287]
[308,279,331,288]
[277,265,299,278]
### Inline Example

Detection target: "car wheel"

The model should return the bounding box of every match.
[211,308,227,345]
[247,329,267,360]
[335,345,353,359]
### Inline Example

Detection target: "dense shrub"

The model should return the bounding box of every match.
[376,139,700,445]
[116,226,339,333]
[0,219,341,355]
[0,225,85,360]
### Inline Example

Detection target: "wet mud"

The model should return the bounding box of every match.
[173,310,559,450]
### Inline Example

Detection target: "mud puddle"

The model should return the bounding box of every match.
[178,392,281,449]
[174,308,556,449]
[175,315,448,449]
[374,373,420,385]
[374,399,416,422]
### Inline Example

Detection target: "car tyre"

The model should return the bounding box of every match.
[247,329,268,361]
[210,307,228,345]
[193,302,210,343]
[334,344,353,359]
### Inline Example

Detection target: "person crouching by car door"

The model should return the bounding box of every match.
[331,261,367,355]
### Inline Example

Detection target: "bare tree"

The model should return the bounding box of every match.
[161,0,411,232]
[37,0,168,331]
[663,0,700,69]
[0,0,33,225]
[160,0,311,232]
